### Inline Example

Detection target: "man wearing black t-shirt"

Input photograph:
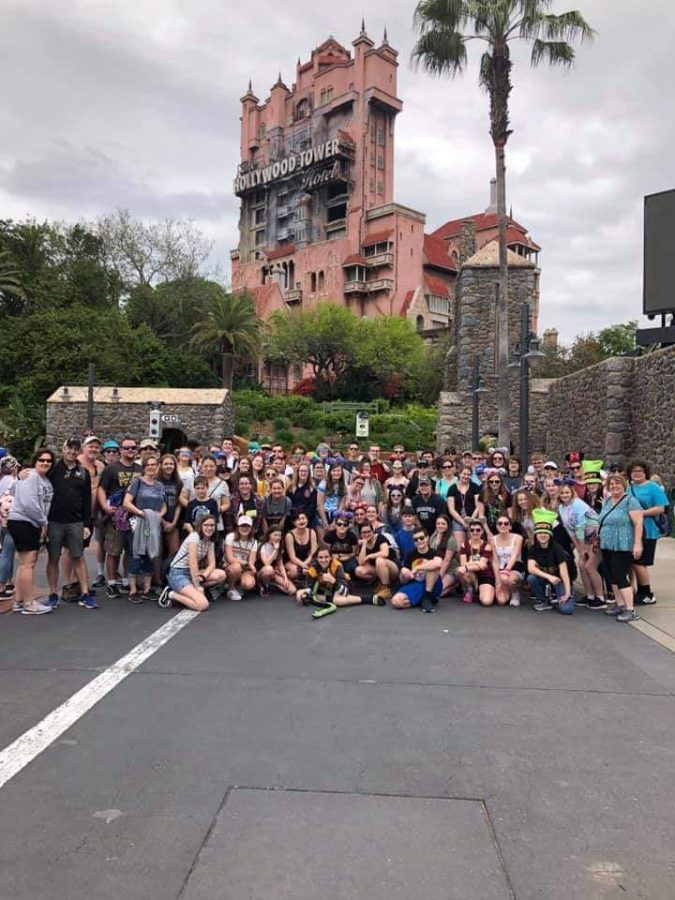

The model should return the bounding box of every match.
[411,477,446,534]
[391,529,443,613]
[97,437,141,598]
[354,522,399,601]
[324,517,359,575]
[527,508,572,613]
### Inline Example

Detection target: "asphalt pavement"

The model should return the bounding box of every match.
[1,545,675,900]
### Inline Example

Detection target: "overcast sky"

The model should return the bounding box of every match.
[2,0,673,341]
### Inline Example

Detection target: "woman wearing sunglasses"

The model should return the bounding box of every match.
[479,470,511,536]
[493,516,524,607]
[456,518,498,606]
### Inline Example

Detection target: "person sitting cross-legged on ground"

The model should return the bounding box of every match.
[457,518,498,606]
[526,508,574,614]
[223,515,258,601]
[258,525,295,597]
[353,522,399,603]
[159,514,226,611]
[391,528,443,614]
[296,545,385,618]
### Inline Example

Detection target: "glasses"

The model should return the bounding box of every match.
[469,527,483,533]
[488,479,501,484]
[497,520,510,527]
[442,464,454,469]
[413,535,427,543]
[571,465,581,471]
[335,522,349,527]
[37,457,53,464]
[122,445,137,451]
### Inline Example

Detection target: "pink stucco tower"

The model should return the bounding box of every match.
[230,26,454,352]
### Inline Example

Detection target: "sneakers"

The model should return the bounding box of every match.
[0,585,15,598]
[92,574,106,588]
[127,593,144,605]
[21,601,53,615]
[462,589,475,604]
[586,597,608,610]
[118,580,130,592]
[47,593,60,610]
[421,594,435,614]
[78,594,99,610]
[616,609,640,623]
[604,605,625,617]
[636,593,657,606]
[12,600,23,613]
[259,583,270,598]
[157,587,173,608]
[534,600,553,611]
[106,583,121,599]
[576,597,590,607]
[372,594,387,607]
[226,588,243,602]
[509,591,521,607]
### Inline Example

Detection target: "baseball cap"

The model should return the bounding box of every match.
[139,438,159,449]
[83,435,101,446]
[238,515,253,527]
[0,448,8,459]
[543,460,558,470]
[102,439,120,450]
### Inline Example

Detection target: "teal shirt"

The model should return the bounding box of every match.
[598,495,642,551]
[628,482,669,540]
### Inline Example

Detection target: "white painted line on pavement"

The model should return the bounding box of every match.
[0,610,198,791]
[631,619,675,654]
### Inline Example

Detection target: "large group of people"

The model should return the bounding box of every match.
[0,436,669,623]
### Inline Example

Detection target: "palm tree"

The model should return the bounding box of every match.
[190,290,261,390]
[412,0,594,449]
[0,248,26,300]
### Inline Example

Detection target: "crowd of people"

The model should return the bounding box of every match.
[0,436,669,622]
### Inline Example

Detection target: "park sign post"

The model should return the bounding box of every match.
[355,411,370,438]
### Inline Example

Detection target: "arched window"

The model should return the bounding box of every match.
[318,270,325,290]
[416,315,425,332]
[310,272,317,293]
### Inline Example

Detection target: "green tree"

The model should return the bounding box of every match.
[265,303,359,397]
[125,277,226,348]
[190,290,261,390]
[0,248,25,300]
[412,0,594,448]
[596,320,637,357]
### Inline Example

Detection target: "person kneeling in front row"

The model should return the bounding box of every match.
[391,528,443,614]
[159,514,226,611]
[526,508,573,614]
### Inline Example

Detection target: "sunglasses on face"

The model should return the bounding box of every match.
[488,479,501,484]
[37,457,53,464]
[122,445,137,451]
[469,527,483,533]
[497,520,510,527]
[413,535,427,543]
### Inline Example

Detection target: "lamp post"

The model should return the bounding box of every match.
[471,354,489,450]
[509,302,544,466]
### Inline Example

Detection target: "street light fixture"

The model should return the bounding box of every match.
[471,354,489,450]
[511,302,542,465]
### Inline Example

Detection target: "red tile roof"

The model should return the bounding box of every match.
[431,212,528,240]
[505,226,541,251]
[362,229,393,247]
[266,243,296,260]
[423,274,450,297]
[343,253,368,266]
[338,129,355,145]
[423,233,458,270]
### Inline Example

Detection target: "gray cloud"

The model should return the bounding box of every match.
[1,0,672,340]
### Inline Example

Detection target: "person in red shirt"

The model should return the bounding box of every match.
[366,445,390,485]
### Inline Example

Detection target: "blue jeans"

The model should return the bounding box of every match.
[0,528,15,583]
[526,574,574,614]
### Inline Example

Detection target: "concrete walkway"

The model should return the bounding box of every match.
[633,537,675,651]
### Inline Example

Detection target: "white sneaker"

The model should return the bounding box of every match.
[509,591,521,607]
[226,588,243,602]
[21,601,53,615]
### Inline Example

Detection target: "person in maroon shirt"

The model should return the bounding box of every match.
[366,445,390,485]
[566,451,587,499]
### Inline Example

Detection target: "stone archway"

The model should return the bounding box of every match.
[161,427,188,453]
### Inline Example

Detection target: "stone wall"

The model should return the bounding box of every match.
[46,399,235,449]
[630,345,675,485]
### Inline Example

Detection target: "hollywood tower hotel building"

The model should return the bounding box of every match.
[231,26,541,388]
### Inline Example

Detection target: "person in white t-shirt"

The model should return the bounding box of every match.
[223,515,258,601]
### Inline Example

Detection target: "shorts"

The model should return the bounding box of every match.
[6,520,41,553]
[601,548,633,589]
[104,520,126,556]
[397,576,443,607]
[341,556,358,576]
[128,553,155,576]
[451,521,466,533]
[47,521,85,561]
[635,538,657,567]
[167,568,193,592]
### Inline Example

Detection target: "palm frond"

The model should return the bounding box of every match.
[411,28,468,76]
[0,249,26,299]
[520,9,596,43]
[190,291,261,357]
[413,0,469,32]
[530,39,576,67]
